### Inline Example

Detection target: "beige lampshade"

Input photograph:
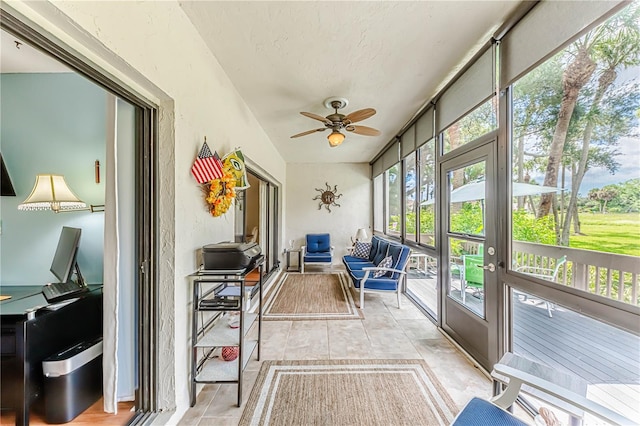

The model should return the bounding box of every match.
[18,174,87,213]
[327,130,345,147]
[355,228,368,241]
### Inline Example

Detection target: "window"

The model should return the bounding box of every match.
[385,164,401,237]
[404,154,417,242]
[443,98,497,154]
[511,289,639,423]
[406,252,438,316]
[418,140,436,246]
[373,174,383,232]
[510,3,640,307]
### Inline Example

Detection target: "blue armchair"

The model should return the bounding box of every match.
[301,233,334,273]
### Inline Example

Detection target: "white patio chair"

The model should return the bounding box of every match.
[515,255,567,317]
[453,355,634,426]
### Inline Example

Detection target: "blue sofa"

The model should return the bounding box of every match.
[342,235,411,309]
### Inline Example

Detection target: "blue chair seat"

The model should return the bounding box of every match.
[452,397,528,426]
[349,270,398,291]
[304,252,332,263]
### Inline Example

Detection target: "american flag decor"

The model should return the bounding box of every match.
[191,140,224,184]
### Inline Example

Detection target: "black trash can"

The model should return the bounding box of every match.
[42,337,103,423]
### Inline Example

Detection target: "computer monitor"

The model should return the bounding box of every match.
[50,226,85,285]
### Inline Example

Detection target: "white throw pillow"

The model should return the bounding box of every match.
[373,256,393,278]
[353,241,372,259]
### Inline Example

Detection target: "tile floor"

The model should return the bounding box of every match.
[178,272,531,425]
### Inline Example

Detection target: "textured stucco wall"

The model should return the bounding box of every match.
[286,163,371,261]
[6,1,286,422]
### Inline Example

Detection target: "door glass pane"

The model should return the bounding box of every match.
[419,139,436,246]
[386,164,401,237]
[448,237,484,317]
[448,162,486,236]
[512,289,640,423]
[404,154,417,242]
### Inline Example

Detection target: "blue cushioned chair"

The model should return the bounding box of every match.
[301,233,334,273]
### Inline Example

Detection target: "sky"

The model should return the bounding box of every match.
[577,135,640,195]
[529,135,639,196]
[528,58,640,196]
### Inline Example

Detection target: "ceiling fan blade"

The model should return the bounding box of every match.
[290,128,327,138]
[346,125,381,136]
[343,108,376,125]
[300,111,330,124]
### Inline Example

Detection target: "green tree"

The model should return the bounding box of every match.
[588,186,619,213]
[537,39,597,219]
[612,179,640,212]
[579,179,640,213]
[512,210,556,245]
[450,202,483,235]
[560,4,640,243]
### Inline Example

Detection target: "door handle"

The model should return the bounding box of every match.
[476,263,496,272]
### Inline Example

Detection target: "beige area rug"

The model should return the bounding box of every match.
[262,272,363,320]
[239,359,459,426]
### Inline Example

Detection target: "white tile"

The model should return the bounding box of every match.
[179,287,507,425]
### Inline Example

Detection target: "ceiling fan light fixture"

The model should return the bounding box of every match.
[327,130,345,147]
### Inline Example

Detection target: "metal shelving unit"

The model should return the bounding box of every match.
[188,256,263,407]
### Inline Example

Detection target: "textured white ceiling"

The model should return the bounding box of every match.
[2,2,523,164]
[180,1,522,164]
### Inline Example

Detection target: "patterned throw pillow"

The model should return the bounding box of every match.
[373,256,393,278]
[353,241,372,259]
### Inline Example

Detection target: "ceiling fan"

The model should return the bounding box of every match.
[291,97,381,147]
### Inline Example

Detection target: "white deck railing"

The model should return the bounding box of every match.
[512,241,640,306]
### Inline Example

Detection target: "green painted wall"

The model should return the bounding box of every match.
[0,73,106,285]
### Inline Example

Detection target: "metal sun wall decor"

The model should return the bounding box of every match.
[313,182,342,212]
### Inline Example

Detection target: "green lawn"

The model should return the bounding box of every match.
[570,213,640,256]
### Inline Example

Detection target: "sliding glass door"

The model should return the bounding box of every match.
[237,171,280,275]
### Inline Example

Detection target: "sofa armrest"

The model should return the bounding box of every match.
[362,267,407,275]
[361,267,407,281]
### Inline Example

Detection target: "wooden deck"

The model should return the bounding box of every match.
[405,273,640,422]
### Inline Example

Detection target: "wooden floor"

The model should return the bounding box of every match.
[405,272,640,421]
[0,399,135,426]
[513,296,640,418]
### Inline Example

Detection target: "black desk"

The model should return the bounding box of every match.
[0,286,103,426]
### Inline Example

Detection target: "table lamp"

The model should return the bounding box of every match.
[355,228,368,243]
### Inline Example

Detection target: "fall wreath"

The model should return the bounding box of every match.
[204,165,236,217]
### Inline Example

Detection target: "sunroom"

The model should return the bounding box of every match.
[0,1,638,425]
